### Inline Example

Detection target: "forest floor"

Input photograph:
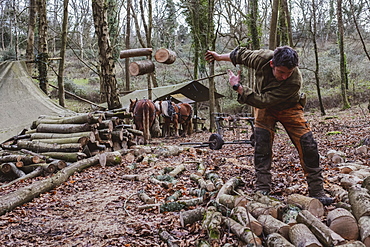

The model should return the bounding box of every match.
[0,104,369,246]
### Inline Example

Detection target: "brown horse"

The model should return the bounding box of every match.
[129,98,157,144]
[154,100,193,137]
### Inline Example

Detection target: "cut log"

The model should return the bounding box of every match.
[1,163,12,173]
[158,230,179,247]
[0,153,121,215]
[202,206,222,239]
[8,162,26,177]
[327,208,359,240]
[0,167,43,189]
[246,201,278,219]
[340,174,363,189]
[328,183,349,204]
[168,164,185,177]
[335,241,367,247]
[180,207,205,227]
[0,154,42,165]
[98,151,122,167]
[49,159,67,170]
[36,123,93,133]
[34,136,87,144]
[215,177,242,203]
[258,214,290,240]
[40,152,87,162]
[221,216,262,245]
[166,190,182,202]
[362,176,370,192]
[287,194,324,217]
[218,194,248,209]
[358,216,370,247]
[20,163,56,174]
[297,209,346,246]
[30,131,93,140]
[122,174,142,181]
[190,173,207,189]
[231,206,263,236]
[32,113,102,128]
[348,186,370,220]
[281,205,301,226]
[138,190,155,204]
[129,60,155,76]
[154,48,177,64]
[266,232,294,247]
[289,223,323,247]
[119,48,152,59]
[17,140,82,153]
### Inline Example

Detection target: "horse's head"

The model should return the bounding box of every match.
[129,98,138,113]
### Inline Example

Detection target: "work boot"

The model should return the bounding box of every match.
[310,190,335,206]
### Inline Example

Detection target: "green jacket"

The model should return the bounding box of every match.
[230,47,303,111]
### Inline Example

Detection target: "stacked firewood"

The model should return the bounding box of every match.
[0,108,140,183]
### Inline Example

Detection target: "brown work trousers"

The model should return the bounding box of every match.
[253,103,323,196]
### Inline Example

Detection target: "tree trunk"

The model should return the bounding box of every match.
[337,0,351,109]
[57,0,68,107]
[92,0,121,110]
[37,0,49,94]
[26,0,37,73]
[269,0,279,49]
[310,0,326,115]
[124,0,131,92]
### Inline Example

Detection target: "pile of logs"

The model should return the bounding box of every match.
[133,153,370,247]
[0,108,141,183]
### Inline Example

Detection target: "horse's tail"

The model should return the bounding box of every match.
[142,101,151,143]
[187,105,193,136]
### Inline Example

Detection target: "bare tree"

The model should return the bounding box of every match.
[57,0,69,107]
[37,0,49,94]
[337,0,351,109]
[92,0,122,109]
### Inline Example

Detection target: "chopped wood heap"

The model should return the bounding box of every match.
[0,112,370,246]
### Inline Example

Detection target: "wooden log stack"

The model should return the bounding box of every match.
[0,108,141,183]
